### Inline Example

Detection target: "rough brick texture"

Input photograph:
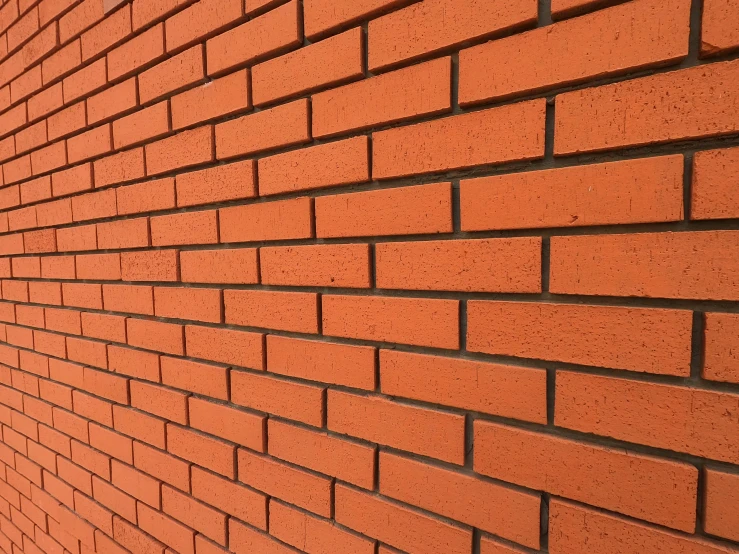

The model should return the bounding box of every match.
[0,1,736,554]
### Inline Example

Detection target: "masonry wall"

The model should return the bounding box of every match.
[0,0,737,553]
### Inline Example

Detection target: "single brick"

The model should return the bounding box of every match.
[150,210,218,246]
[185,325,263,369]
[171,69,250,130]
[188,396,263,449]
[260,244,371,288]
[116,178,176,215]
[107,23,165,81]
[701,0,739,56]
[704,468,739,542]
[138,44,205,104]
[175,160,256,207]
[112,101,170,150]
[164,0,242,53]
[144,126,214,176]
[180,248,258,284]
[224,290,318,333]
[692,146,739,220]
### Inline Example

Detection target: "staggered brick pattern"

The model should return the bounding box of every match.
[0,0,736,553]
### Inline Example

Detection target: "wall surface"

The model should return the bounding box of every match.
[0,0,737,553]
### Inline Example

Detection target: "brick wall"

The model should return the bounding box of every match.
[0,0,737,553]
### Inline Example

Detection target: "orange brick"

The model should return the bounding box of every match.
[67,124,113,164]
[176,160,255,207]
[322,294,459,349]
[107,343,159,381]
[114,515,166,554]
[269,419,374,489]
[42,39,82,85]
[462,156,684,230]
[475,421,696,532]
[145,125,214,176]
[704,468,739,542]
[180,248,257,284]
[114,406,165,449]
[171,69,249,129]
[107,23,165,81]
[80,2,131,60]
[702,0,739,56]
[116,177,176,215]
[231,370,324,427]
[224,290,318,333]
[252,27,362,106]
[111,460,161,508]
[188,396,262,448]
[460,0,689,105]
[93,148,146,188]
[126,318,183,355]
[59,0,104,43]
[103,284,154,316]
[130,381,188,424]
[164,0,242,53]
[219,197,313,243]
[692,146,739,220]
[150,210,217,246]
[259,136,368,196]
[556,371,739,464]
[57,224,97,252]
[89,424,132,464]
[261,244,370,288]
[205,0,301,77]
[132,0,194,30]
[31,142,68,175]
[62,58,106,103]
[185,325,263,369]
[154,286,221,323]
[82,312,126,342]
[167,424,234,478]
[328,389,464,464]
[67,336,109,368]
[704,312,739,384]
[120,249,179,282]
[162,486,226,546]
[48,101,86,140]
[112,101,170,149]
[75,252,121,280]
[138,44,204,104]
[191,466,266,530]
[377,238,541,293]
[468,301,692,376]
[71,189,116,222]
[238,448,332,517]
[550,231,739,300]
[381,350,546,423]
[373,100,545,179]
[266,335,375,390]
[97,218,150,249]
[52,162,93,197]
[314,57,451,138]
[86,78,137,125]
[335,484,471,554]
[555,59,739,154]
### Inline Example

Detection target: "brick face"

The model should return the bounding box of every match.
[0,2,735,554]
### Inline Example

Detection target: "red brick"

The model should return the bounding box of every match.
[550,231,739,300]
[185,325,263,369]
[468,301,691,376]
[269,419,374,489]
[328,389,465,464]
[702,0,739,56]
[121,249,179,282]
[692,146,739,220]
[556,60,739,154]
[219,197,312,243]
[93,148,146,188]
[112,101,170,149]
[24,229,57,253]
[556,371,739,464]
[215,98,310,160]
[224,290,318,333]
[171,69,249,130]
[126,318,183,355]
[167,424,234,478]
[335,484,471,554]
[145,125,214,176]
[150,210,217,246]
[176,160,255,207]
[190,466,266,530]
[461,156,684,230]
[267,335,375,390]
[549,499,731,554]
[323,294,459,349]
[80,2,131,60]
[460,0,689,105]
[116,177,176,215]
[138,44,204,104]
[107,23,165,80]
[205,0,301,77]
[188,396,262,448]
[164,0,242,53]
[373,100,545,179]
[369,0,536,71]
[252,27,362,106]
